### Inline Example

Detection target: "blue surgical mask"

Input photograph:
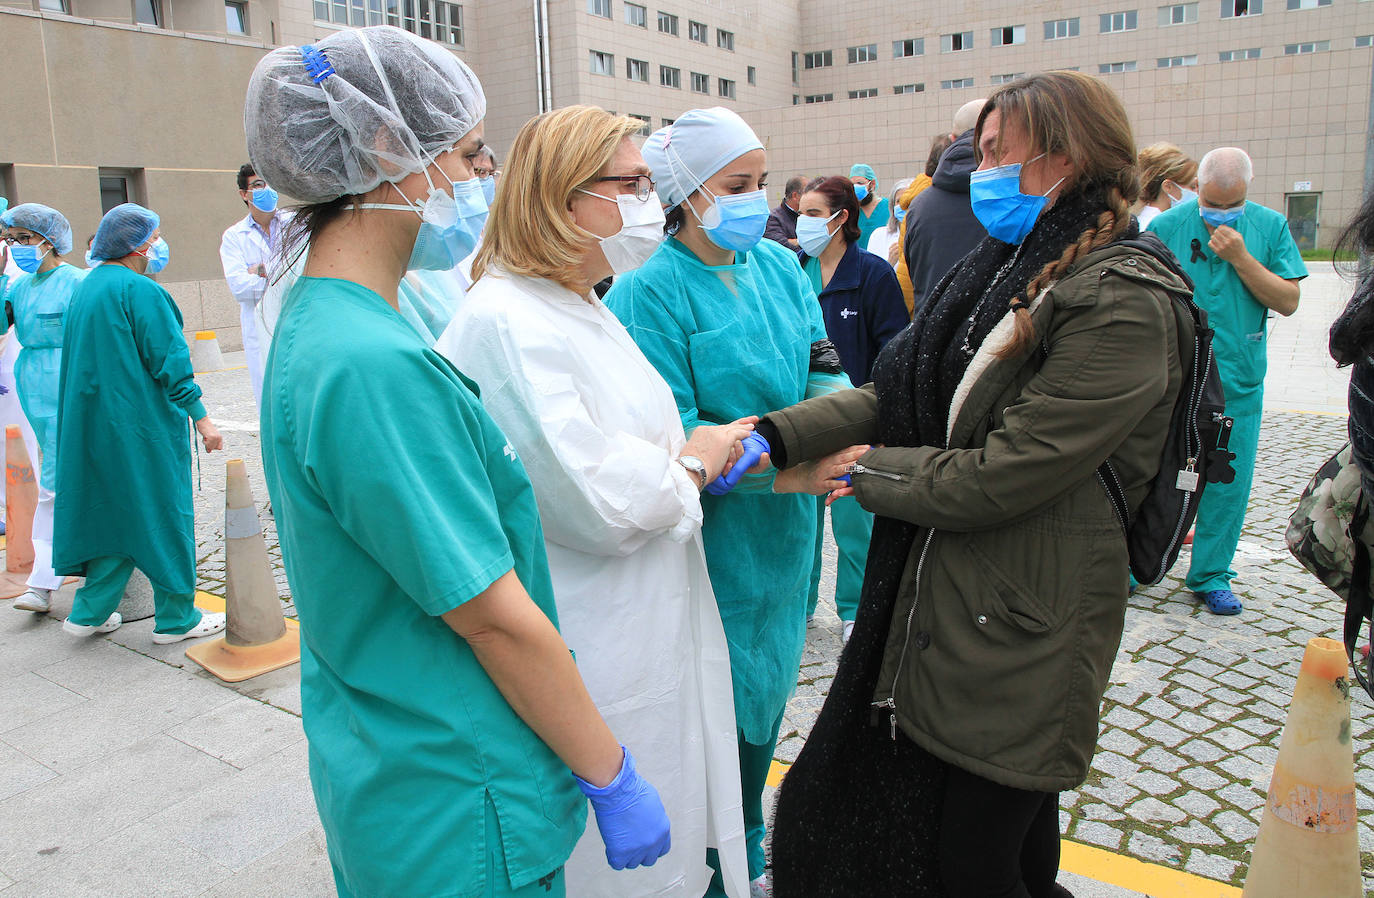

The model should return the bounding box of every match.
[969,154,1064,245]
[480,176,496,207]
[10,244,50,274]
[853,184,869,203]
[1168,185,1197,209]
[251,186,279,213]
[796,210,841,257]
[85,250,99,268]
[361,165,489,272]
[1199,204,1243,228]
[895,207,907,223]
[142,237,170,273]
[693,188,770,253]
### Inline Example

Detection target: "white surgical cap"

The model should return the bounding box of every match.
[642,107,764,210]
[244,25,487,204]
[2,203,73,256]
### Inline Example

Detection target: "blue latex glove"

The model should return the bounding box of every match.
[704,433,770,496]
[575,746,672,870]
[0,384,8,395]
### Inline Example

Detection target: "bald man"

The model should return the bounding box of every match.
[1147,147,1306,616]
[903,98,989,313]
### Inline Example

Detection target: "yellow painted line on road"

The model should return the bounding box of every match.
[1271,406,1345,417]
[195,591,226,612]
[765,760,1241,897]
[198,364,248,373]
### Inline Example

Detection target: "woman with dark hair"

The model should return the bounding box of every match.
[764,70,1188,896]
[795,175,908,642]
[1329,190,1374,497]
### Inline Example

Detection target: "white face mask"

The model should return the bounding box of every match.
[1166,182,1198,208]
[577,188,667,275]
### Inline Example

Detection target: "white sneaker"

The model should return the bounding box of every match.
[152,611,226,645]
[63,612,121,636]
[842,619,855,645]
[14,588,52,613]
[750,875,770,898]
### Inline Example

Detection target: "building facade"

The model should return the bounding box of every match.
[1,0,1370,347]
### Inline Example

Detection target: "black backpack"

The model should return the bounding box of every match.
[1092,234,1236,585]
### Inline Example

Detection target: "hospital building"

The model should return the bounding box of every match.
[1,0,1371,347]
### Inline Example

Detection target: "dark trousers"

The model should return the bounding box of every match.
[939,765,1062,898]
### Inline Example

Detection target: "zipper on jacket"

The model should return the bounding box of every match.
[870,697,897,740]
[850,463,902,481]
[880,527,937,741]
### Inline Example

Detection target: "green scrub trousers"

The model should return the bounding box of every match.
[705,708,786,894]
[806,497,874,623]
[66,555,202,635]
[1185,409,1263,595]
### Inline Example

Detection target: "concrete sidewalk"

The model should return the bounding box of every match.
[0,263,1363,896]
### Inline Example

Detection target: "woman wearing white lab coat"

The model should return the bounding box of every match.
[435,106,755,897]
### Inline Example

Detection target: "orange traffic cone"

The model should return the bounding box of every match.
[185,459,299,682]
[0,426,37,599]
[1242,637,1362,896]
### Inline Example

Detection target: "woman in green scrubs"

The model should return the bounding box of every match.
[244,26,670,898]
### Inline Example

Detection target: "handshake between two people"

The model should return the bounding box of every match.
[679,416,869,502]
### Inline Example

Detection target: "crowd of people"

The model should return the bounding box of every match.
[2,20,1331,898]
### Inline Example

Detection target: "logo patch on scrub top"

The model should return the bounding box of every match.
[840,308,858,319]
[503,443,517,461]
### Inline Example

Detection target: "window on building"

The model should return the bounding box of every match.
[990,25,1025,45]
[941,31,973,51]
[893,37,924,56]
[1284,39,1330,52]
[691,71,710,93]
[657,10,677,33]
[1287,0,1331,8]
[1157,53,1198,65]
[662,117,675,127]
[437,2,463,44]
[804,93,834,103]
[587,0,610,17]
[1044,17,1080,38]
[847,43,878,62]
[660,64,681,87]
[628,114,652,136]
[747,65,756,85]
[848,87,879,98]
[718,77,735,98]
[624,2,646,26]
[589,50,614,75]
[803,49,833,68]
[38,0,68,11]
[793,94,800,105]
[98,168,143,214]
[133,0,161,26]
[893,82,926,93]
[1219,46,1262,58]
[989,72,1025,84]
[626,57,648,81]
[224,0,248,32]
[1098,60,1138,71]
[791,51,799,83]
[1221,0,1261,17]
[1100,10,1138,31]
[940,76,975,88]
[688,20,706,42]
[717,28,734,50]
[1358,34,1374,46]
[1159,2,1199,23]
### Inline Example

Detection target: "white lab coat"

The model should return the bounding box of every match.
[0,253,40,523]
[219,211,289,406]
[435,267,748,898]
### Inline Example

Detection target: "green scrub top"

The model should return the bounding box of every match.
[259,276,585,898]
[53,264,205,593]
[606,237,831,744]
[802,254,824,297]
[1146,200,1307,414]
[856,197,890,250]
[5,262,85,485]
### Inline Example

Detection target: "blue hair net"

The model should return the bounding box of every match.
[642,107,764,210]
[1,203,74,256]
[849,163,877,187]
[90,203,159,262]
[0,197,7,216]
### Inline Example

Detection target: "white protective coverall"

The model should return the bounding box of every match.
[434,265,749,898]
[0,252,40,522]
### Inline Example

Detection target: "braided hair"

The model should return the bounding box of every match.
[975,71,1143,359]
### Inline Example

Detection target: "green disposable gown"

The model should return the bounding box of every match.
[53,264,205,594]
[606,236,838,745]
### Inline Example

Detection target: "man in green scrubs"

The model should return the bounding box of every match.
[54,203,227,642]
[1147,147,1305,615]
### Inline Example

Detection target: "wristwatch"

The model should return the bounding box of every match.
[677,455,708,490]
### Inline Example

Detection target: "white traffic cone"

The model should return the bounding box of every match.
[190,330,224,373]
[0,425,37,599]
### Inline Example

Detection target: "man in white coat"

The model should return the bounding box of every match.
[219,163,287,407]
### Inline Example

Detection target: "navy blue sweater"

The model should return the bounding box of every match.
[799,240,909,385]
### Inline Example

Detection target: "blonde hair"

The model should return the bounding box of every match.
[1138,142,1198,203]
[975,71,1141,359]
[473,105,643,293]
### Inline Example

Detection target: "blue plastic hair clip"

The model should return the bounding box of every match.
[300,45,335,84]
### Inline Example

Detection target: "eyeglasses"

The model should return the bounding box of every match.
[475,168,495,179]
[2,233,44,246]
[246,180,268,190]
[595,175,656,203]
